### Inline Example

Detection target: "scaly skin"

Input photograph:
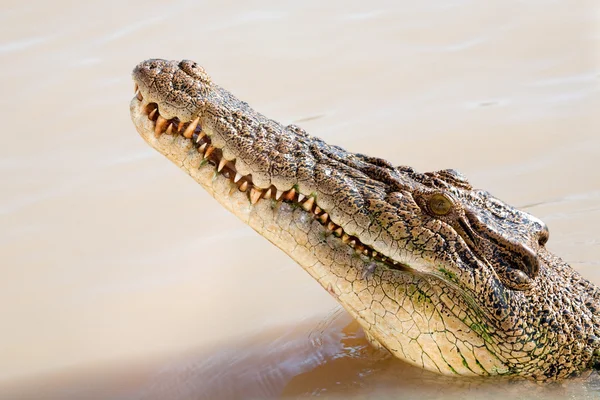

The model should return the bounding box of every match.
[129,59,600,381]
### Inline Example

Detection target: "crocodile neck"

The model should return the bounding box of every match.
[129,59,600,381]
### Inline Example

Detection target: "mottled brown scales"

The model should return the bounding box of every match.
[130,59,599,381]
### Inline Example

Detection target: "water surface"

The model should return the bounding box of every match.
[0,0,599,398]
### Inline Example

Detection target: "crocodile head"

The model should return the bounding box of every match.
[130,59,600,381]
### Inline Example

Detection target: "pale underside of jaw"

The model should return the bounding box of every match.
[131,84,410,274]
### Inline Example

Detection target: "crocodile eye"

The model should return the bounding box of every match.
[428,193,453,216]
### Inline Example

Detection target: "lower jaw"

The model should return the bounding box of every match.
[129,98,507,378]
[129,97,408,270]
[130,96,391,308]
[131,98,385,291]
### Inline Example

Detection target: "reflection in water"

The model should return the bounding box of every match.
[6,308,598,399]
[283,312,600,400]
[138,310,355,400]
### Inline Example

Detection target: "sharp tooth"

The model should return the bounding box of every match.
[183,117,200,139]
[198,143,207,154]
[218,158,227,172]
[318,213,329,224]
[234,172,243,183]
[250,188,262,204]
[342,234,350,243]
[363,248,369,255]
[148,108,158,121]
[264,188,272,199]
[239,181,248,192]
[372,251,378,257]
[327,222,336,231]
[334,227,343,237]
[145,103,156,115]
[314,206,322,215]
[204,145,215,159]
[283,188,296,201]
[165,123,174,135]
[298,193,305,202]
[302,197,314,211]
[349,240,356,247]
[276,189,283,200]
[196,132,206,143]
[177,122,184,133]
[136,90,143,101]
[154,116,168,136]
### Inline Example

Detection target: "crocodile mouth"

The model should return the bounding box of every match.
[132,85,409,273]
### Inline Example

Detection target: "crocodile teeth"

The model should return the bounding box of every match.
[218,158,227,172]
[283,188,296,201]
[137,100,392,270]
[302,197,314,211]
[318,213,329,224]
[204,145,215,159]
[183,117,200,139]
[250,188,262,204]
[134,83,143,100]
[155,116,168,136]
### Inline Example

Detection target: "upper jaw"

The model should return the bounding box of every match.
[130,74,478,286]
[130,78,509,297]
[130,60,514,292]
[129,85,414,274]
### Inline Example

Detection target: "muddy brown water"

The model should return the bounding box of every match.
[1,1,599,399]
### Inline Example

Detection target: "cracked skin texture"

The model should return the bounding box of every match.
[129,59,600,381]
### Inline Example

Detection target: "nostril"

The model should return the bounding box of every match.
[179,60,212,85]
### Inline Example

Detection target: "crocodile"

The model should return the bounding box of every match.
[129,59,600,381]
